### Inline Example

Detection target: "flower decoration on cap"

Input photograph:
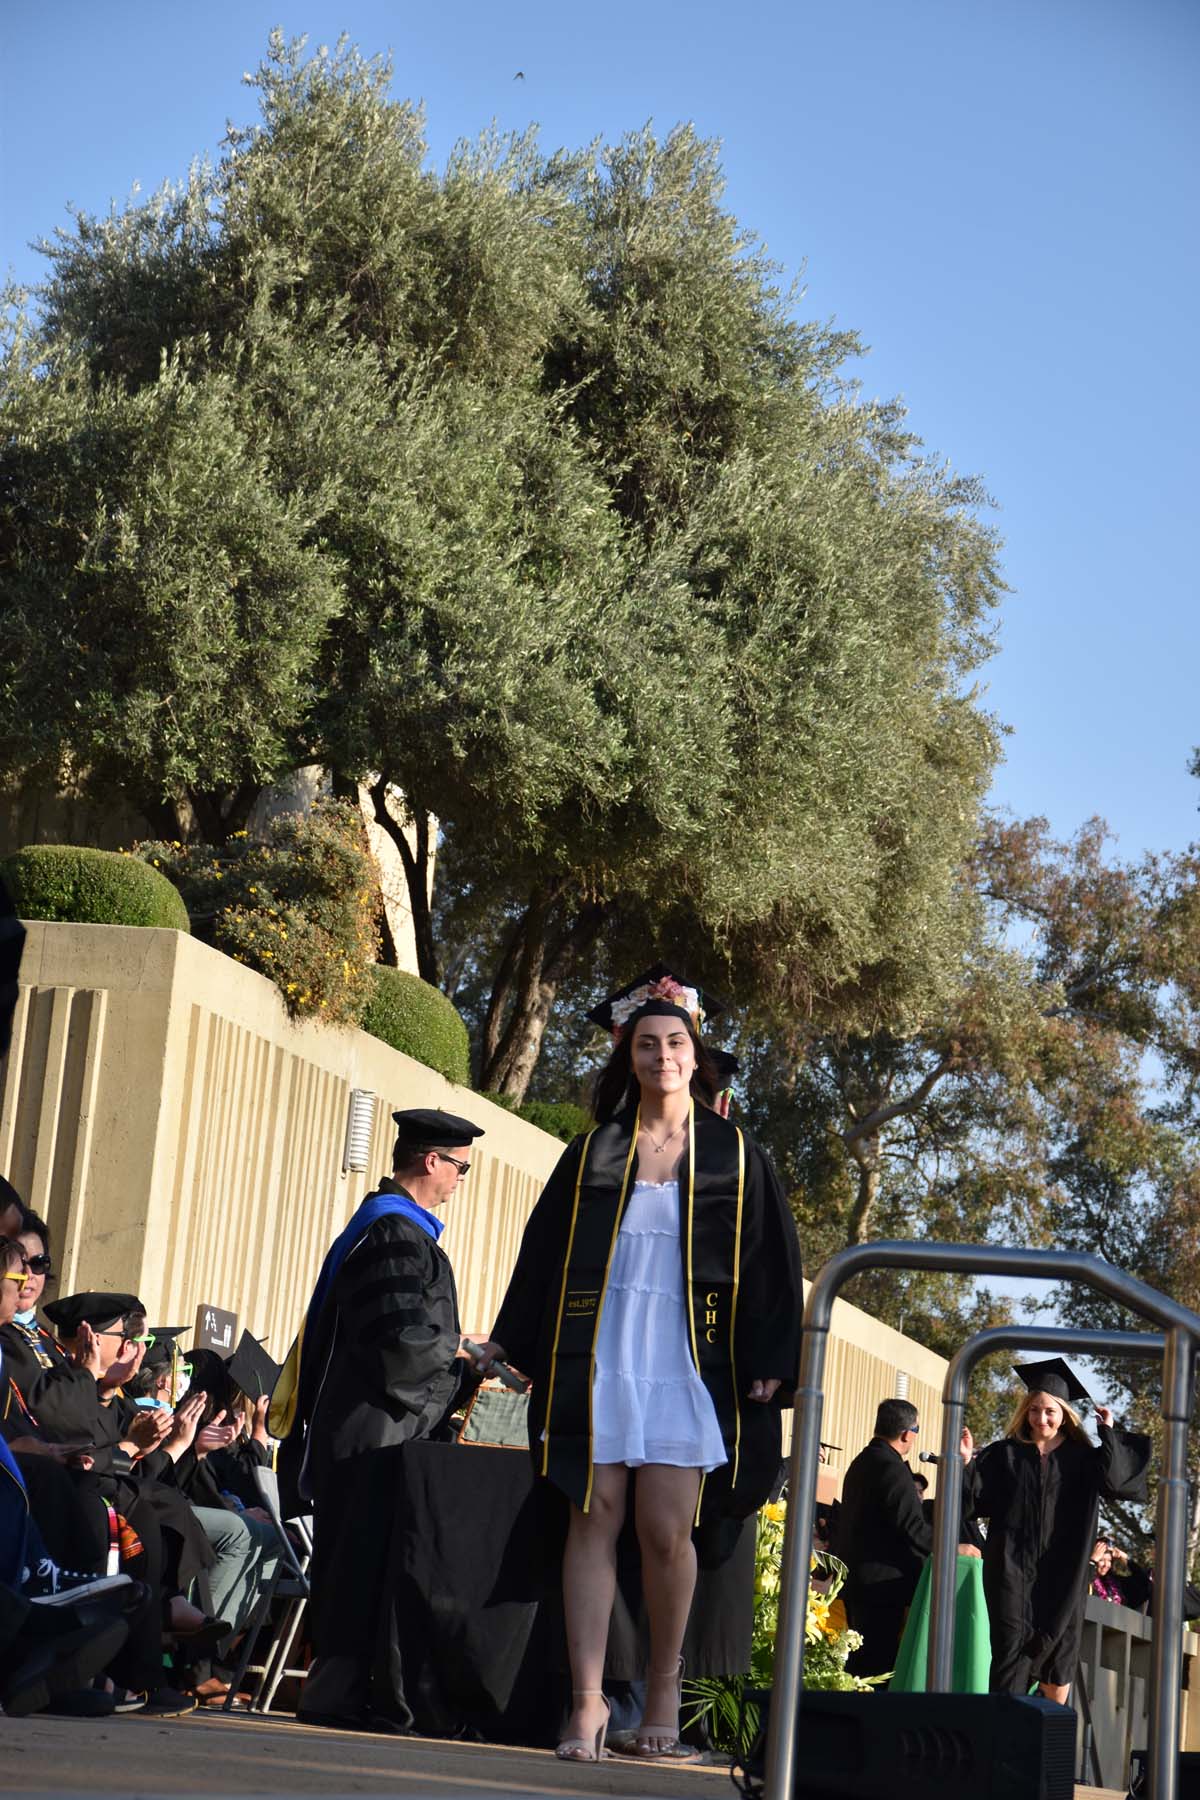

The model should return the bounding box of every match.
[609,974,702,1038]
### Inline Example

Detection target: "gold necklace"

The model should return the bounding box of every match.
[639,1120,687,1154]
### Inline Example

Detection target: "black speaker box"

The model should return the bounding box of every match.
[1130,1748,1197,1797]
[735,1688,1076,1800]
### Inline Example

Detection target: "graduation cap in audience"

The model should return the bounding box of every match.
[226,1330,282,1401]
[587,963,726,1040]
[1012,1357,1090,1404]
[43,1291,146,1336]
[391,1108,485,1152]
[710,1049,740,1085]
[142,1326,188,1372]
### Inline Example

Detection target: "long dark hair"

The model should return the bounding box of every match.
[592,1014,720,1123]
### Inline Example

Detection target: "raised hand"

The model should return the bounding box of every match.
[72,1320,104,1379]
[959,1427,974,1463]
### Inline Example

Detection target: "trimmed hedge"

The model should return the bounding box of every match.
[480,1092,592,1143]
[362,966,471,1086]
[2,844,190,932]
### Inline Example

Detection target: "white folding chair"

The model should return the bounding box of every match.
[222,1465,313,1715]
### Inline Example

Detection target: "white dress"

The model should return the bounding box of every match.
[591,1179,728,1471]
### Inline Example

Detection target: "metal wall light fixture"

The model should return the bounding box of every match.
[343,1088,376,1174]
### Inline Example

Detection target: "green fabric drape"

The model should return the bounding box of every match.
[890,1554,991,1692]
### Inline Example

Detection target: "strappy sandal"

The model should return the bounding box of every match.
[555,1689,611,1762]
[623,1658,702,1763]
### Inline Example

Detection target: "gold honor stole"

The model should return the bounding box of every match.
[538,1102,746,1516]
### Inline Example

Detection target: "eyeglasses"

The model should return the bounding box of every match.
[435,1153,470,1177]
[26,1255,53,1277]
[905,1426,920,1438]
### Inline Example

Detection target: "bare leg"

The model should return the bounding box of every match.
[633,1464,702,1753]
[1039,1681,1071,1705]
[560,1464,627,1753]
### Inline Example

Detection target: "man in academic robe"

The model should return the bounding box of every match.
[836,1397,978,1681]
[279,1106,485,1733]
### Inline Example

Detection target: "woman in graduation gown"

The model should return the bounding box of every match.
[480,967,803,1763]
[963,1357,1150,1703]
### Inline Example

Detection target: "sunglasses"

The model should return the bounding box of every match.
[96,1330,155,1347]
[26,1255,53,1277]
[2,1266,29,1284]
[435,1153,470,1177]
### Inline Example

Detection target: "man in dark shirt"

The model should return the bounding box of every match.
[836,1398,976,1680]
[284,1106,486,1732]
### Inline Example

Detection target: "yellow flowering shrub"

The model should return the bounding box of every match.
[135,800,379,1025]
[684,1496,883,1755]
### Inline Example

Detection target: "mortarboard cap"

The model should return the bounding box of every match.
[142,1327,188,1373]
[226,1330,282,1401]
[587,963,726,1041]
[43,1291,145,1336]
[391,1108,485,1151]
[710,1049,740,1084]
[1012,1357,1090,1404]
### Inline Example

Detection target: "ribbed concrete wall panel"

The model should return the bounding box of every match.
[2,922,949,1471]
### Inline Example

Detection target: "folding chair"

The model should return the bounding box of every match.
[222,1465,313,1715]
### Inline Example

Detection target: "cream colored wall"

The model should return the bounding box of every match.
[0,921,948,1461]
[1,922,559,1356]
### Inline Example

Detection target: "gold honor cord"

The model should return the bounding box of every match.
[540,1129,596,1479]
[582,1108,641,1513]
[683,1099,708,1526]
[728,1126,746,1490]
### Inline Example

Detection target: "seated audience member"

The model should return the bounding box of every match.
[0,1234,143,1718]
[170,1344,283,1646]
[1088,1537,1200,1619]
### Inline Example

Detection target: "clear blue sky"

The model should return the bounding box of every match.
[5,0,1197,861]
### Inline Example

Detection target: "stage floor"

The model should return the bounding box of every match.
[1,1710,1127,1800]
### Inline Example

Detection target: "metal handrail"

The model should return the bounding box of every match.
[763,1241,1200,1800]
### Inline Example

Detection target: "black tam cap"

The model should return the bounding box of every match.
[227,1330,282,1401]
[1013,1357,1090,1404]
[587,963,726,1041]
[44,1291,145,1336]
[391,1108,485,1153]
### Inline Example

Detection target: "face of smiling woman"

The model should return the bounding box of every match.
[16,1230,46,1310]
[629,1014,697,1099]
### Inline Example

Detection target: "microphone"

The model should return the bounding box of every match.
[918,1448,975,1464]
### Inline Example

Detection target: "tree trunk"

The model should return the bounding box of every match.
[185,781,262,845]
[479,892,612,1100]
[845,1148,881,1245]
[368,779,438,986]
[479,916,527,1084]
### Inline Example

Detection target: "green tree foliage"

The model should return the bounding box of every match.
[2,844,189,931]
[361,966,471,1086]
[1,31,1003,1101]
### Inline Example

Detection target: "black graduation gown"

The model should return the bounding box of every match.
[834,1438,931,1678]
[968,1422,1150,1690]
[0,1324,213,1590]
[288,1200,474,1729]
[491,1104,803,1523]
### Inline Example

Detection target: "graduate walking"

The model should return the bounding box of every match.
[275,1107,486,1733]
[964,1357,1150,1703]
[478,967,803,1764]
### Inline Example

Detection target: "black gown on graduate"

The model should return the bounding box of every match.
[491,1101,803,1526]
[968,1421,1150,1692]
